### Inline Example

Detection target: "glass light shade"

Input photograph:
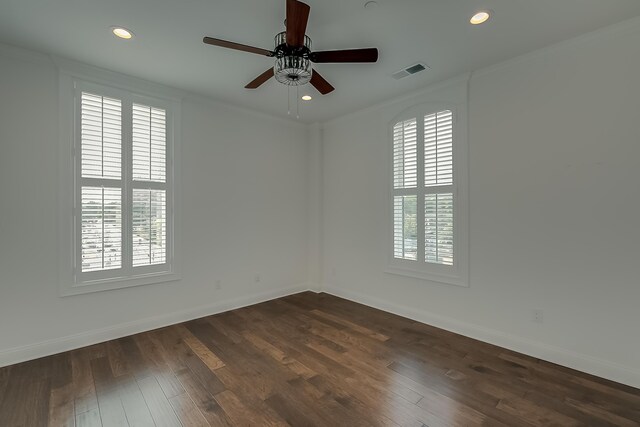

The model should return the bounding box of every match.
[274,56,312,86]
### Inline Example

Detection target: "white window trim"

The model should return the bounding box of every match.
[385,102,469,287]
[57,60,182,296]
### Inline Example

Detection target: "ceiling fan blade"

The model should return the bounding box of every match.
[310,48,379,63]
[245,68,275,89]
[286,0,311,47]
[310,70,335,95]
[203,37,274,56]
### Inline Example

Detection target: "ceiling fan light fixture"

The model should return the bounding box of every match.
[111,27,133,39]
[202,0,376,96]
[470,11,490,25]
[274,56,312,86]
[273,31,313,86]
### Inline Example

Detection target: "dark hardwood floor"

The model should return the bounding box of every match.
[1,292,639,427]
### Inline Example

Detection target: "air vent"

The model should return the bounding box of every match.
[392,63,429,80]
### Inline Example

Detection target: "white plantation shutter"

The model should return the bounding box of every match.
[133,104,167,182]
[424,110,453,187]
[391,108,457,269]
[424,110,454,266]
[393,195,417,260]
[131,102,168,268]
[393,118,418,189]
[393,118,419,260]
[81,187,122,271]
[80,92,123,273]
[133,189,167,266]
[74,84,173,286]
[425,193,454,265]
[81,93,122,179]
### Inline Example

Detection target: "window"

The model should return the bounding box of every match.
[388,106,468,286]
[60,76,180,295]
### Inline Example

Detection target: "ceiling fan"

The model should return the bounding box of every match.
[203,0,379,95]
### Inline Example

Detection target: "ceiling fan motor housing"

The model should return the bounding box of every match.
[273,31,312,86]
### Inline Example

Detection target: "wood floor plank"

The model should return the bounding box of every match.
[118,336,153,380]
[314,372,447,427]
[565,396,639,426]
[496,396,581,426]
[1,291,639,427]
[241,330,317,379]
[0,369,50,426]
[173,367,232,427]
[146,329,189,374]
[177,326,226,371]
[151,325,226,401]
[265,392,322,427]
[25,378,52,427]
[76,407,103,427]
[49,384,76,427]
[71,348,99,416]
[414,385,489,426]
[388,360,531,426]
[214,389,288,427]
[168,391,210,427]
[0,368,24,426]
[137,376,181,427]
[0,364,10,392]
[310,308,390,341]
[90,356,129,427]
[49,352,74,390]
[285,376,378,427]
[117,376,156,427]
[133,333,185,399]
[106,341,132,378]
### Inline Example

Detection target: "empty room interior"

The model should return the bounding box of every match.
[1,0,640,425]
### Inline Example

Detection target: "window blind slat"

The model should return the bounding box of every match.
[132,189,167,267]
[81,92,122,179]
[132,104,167,183]
[424,110,453,187]
[393,118,418,189]
[81,186,122,272]
[425,193,454,266]
[393,195,417,260]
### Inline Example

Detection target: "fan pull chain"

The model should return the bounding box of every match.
[296,85,300,119]
[287,86,291,115]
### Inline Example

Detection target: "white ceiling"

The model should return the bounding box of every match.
[1,0,640,123]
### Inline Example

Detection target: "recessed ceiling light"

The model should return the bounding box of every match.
[301,95,312,101]
[470,11,490,25]
[111,27,133,39]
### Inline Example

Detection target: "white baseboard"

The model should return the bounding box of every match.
[0,284,309,368]
[322,285,640,389]
[306,282,324,293]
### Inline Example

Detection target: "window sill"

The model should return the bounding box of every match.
[60,271,181,297]
[384,266,468,288]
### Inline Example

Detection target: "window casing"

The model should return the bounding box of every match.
[60,75,180,295]
[387,104,468,287]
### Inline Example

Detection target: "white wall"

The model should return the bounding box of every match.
[306,124,323,292]
[321,19,640,387]
[0,44,309,365]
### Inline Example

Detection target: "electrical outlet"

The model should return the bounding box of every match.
[254,275,261,283]
[532,309,544,324]
[215,280,222,290]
